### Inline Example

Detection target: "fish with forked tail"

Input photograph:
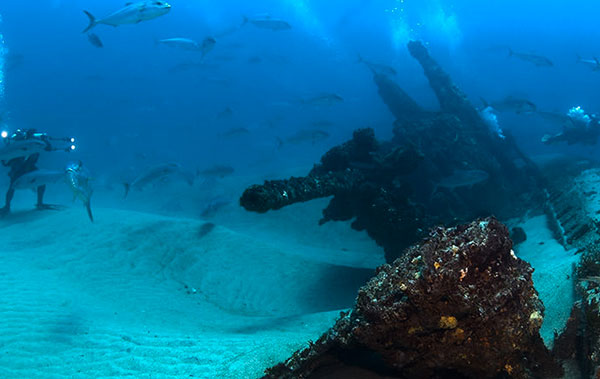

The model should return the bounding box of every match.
[123,163,193,197]
[480,96,536,114]
[301,93,344,106]
[82,1,171,33]
[11,169,66,191]
[434,169,490,193]
[508,48,553,67]
[87,33,103,48]
[242,15,291,31]
[157,36,215,58]
[576,54,600,71]
[66,161,94,222]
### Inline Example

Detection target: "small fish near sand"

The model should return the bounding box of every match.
[66,161,94,222]
[124,162,194,198]
[197,222,216,238]
[87,33,103,48]
[200,197,231,218]
[508,48,553,67]
[82,1,171,33]
[242,15,292,31]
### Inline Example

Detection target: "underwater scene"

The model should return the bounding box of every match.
[2,0,600,377]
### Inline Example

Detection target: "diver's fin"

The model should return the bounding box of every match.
[123,183,130,199]
[82,10,97,33]
[85,200,94,223]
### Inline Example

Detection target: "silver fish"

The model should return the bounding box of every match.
[201,37,216,58]
[357,54,397,76]
[11,169,66,190]
[312,120,335,128]
[217,107,234,120]
[301,93,344,106]
[66,161,94,222]
[242,15,291,31]
[481,96,536,114]
[508,48,553,67]
[281,129,330,145]
[436,169,490,190]
[82,1,171,33]
[157,38,201,51]
[0,139,49,161]
[124,163,193,197]
[200,197,230,218]
[220,127,249,138]
[87,33,103,48]
[576,55,600,71]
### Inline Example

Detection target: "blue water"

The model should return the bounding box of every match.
[0,0,598,376]
[2,1,600,173]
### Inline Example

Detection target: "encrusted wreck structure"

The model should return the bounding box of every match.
[241,40,542,262]
[262,218,563,378]
[241,41,600,377]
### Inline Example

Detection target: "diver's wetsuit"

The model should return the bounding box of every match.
[543,113,600,146]
[0,129,54,215]
[543,125,600,145]
[0,153,45,214]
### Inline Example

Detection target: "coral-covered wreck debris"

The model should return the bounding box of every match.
[262,218,563,378]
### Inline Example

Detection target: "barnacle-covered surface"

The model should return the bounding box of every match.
[263,218,563,379]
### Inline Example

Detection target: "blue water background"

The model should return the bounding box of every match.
[0,0,599,180]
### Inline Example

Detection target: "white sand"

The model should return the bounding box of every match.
[0,203,379,378]
[2,163,589,375]
[514,215,579,348]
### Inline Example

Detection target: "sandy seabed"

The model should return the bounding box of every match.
[0,165,584,377]
[0,180,381,379]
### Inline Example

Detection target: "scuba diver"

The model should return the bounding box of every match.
[0,128,75,215]
[542,106,600,145]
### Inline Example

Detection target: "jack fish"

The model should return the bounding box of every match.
[66,161,94,222]
[82,1,171,33]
